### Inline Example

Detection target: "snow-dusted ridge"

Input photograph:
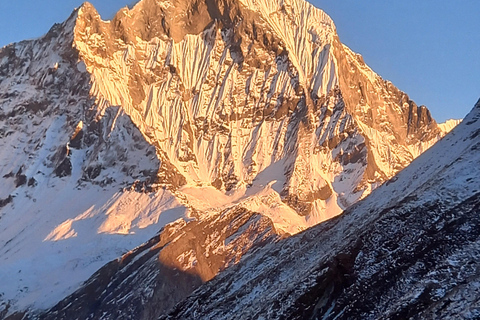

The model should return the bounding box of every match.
[439,118,462,134]
[163,100,480,319]
[0,0,461,316]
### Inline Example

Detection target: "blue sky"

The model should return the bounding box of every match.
[0,1,478,122]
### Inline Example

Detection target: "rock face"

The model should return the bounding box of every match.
[72,0,451,222]
[0,0,460,317]
[163,101,480,320]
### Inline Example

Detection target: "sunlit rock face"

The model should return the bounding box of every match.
[0,0,459,317]
[73,0,451,223]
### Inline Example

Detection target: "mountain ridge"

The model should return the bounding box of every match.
[161,99,480,319]
[33,101,477,320]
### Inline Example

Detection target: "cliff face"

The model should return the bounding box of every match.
[72,0,447,223]
[0,0,458,317]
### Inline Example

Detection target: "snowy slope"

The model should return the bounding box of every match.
[37,206,281,320]
[1,187,186,312]
[0,0,461,317]
[165,99,480,319]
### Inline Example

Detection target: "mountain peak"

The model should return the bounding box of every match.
[78,1,96,11]
[73,0,336,52]
[69,0,447,221]
[67,2,99,25]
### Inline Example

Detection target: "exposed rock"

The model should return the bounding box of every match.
[0,195,12,208]
[27,177,36,187]
[14,172,27,188]
[54,158,72,177]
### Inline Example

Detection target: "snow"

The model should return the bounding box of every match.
[179,183,309,235]
[0,183,187,311]
[73,16,348,231]
[439,118,462,134]
[0,9,188,313]
[238,0,337,90]
[170,101,480,319]
[68,0,452,237]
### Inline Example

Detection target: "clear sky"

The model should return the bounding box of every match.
[0,1,478,122]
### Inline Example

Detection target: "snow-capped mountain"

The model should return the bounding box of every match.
[71,0,453,222]
[0,0,460,317]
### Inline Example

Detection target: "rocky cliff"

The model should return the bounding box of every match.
[72,0,450,222]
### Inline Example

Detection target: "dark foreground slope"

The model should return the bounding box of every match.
[164,99,480,319]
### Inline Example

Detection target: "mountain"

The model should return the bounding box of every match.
[71,0,451,220]
[34,206,281,320]
[0,0,459,317]
[33,104,476,320]
[162,99,480,319]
